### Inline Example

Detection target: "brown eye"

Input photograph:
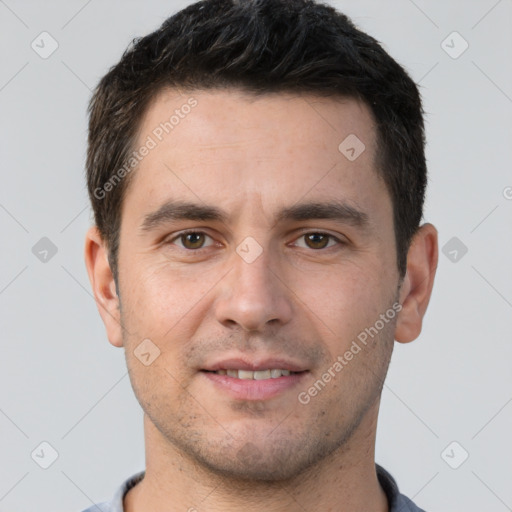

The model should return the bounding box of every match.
[304,233,331,249]
[171,231,214,250]
[181,232,205,249]
[294,232,341,250]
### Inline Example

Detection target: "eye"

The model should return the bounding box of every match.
[293,232,343,250]
[165,230,344,252]
[169,230,215,250]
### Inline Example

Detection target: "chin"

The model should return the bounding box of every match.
[178,434,332,483]
[197,455,304,483]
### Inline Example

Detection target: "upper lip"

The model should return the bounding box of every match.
[202,357,308,372]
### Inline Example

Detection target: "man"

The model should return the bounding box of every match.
[83,0,438,510]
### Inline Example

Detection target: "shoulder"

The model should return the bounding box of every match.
[79,470,145,512]
[395,493,427,512]
[376,464,427,512]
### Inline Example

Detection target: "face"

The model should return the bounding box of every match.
[107,89,403,480]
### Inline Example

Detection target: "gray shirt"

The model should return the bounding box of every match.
[81,464,425,511]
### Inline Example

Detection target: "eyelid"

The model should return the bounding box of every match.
[165,228,346,251]
[166,229,216,250]
[290,230,346,249]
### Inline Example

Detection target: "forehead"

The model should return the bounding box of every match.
[123,88,388,225]
[140,87,377,151]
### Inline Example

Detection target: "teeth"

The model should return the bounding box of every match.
[214,369,295,379]
[254,370,271,380]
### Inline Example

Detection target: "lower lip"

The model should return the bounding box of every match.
[201,371,308,401]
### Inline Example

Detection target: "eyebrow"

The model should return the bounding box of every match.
[140,199,370,233]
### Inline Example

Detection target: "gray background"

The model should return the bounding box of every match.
[1,0,511,510]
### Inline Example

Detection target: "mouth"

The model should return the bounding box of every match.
[200,358,309,400]
[202,368,304,379]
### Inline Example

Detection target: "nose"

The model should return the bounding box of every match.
[214,244,293,333]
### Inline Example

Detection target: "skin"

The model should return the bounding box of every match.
[85,88,438,512]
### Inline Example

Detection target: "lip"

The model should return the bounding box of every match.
[202,357,308,372]
[201,370,309,401]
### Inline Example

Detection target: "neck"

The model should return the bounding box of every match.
[124,408,389,512]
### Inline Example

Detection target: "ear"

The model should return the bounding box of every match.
[395,223,438,344]
[84,226,124,348]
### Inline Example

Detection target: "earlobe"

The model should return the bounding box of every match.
[394,223,438,344]
[84,226,124,348]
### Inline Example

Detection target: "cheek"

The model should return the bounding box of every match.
[121,259,207,328]
[290,258,389,341]
[119,241,394,346]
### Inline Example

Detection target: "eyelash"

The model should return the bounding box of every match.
[166,229,345,252]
